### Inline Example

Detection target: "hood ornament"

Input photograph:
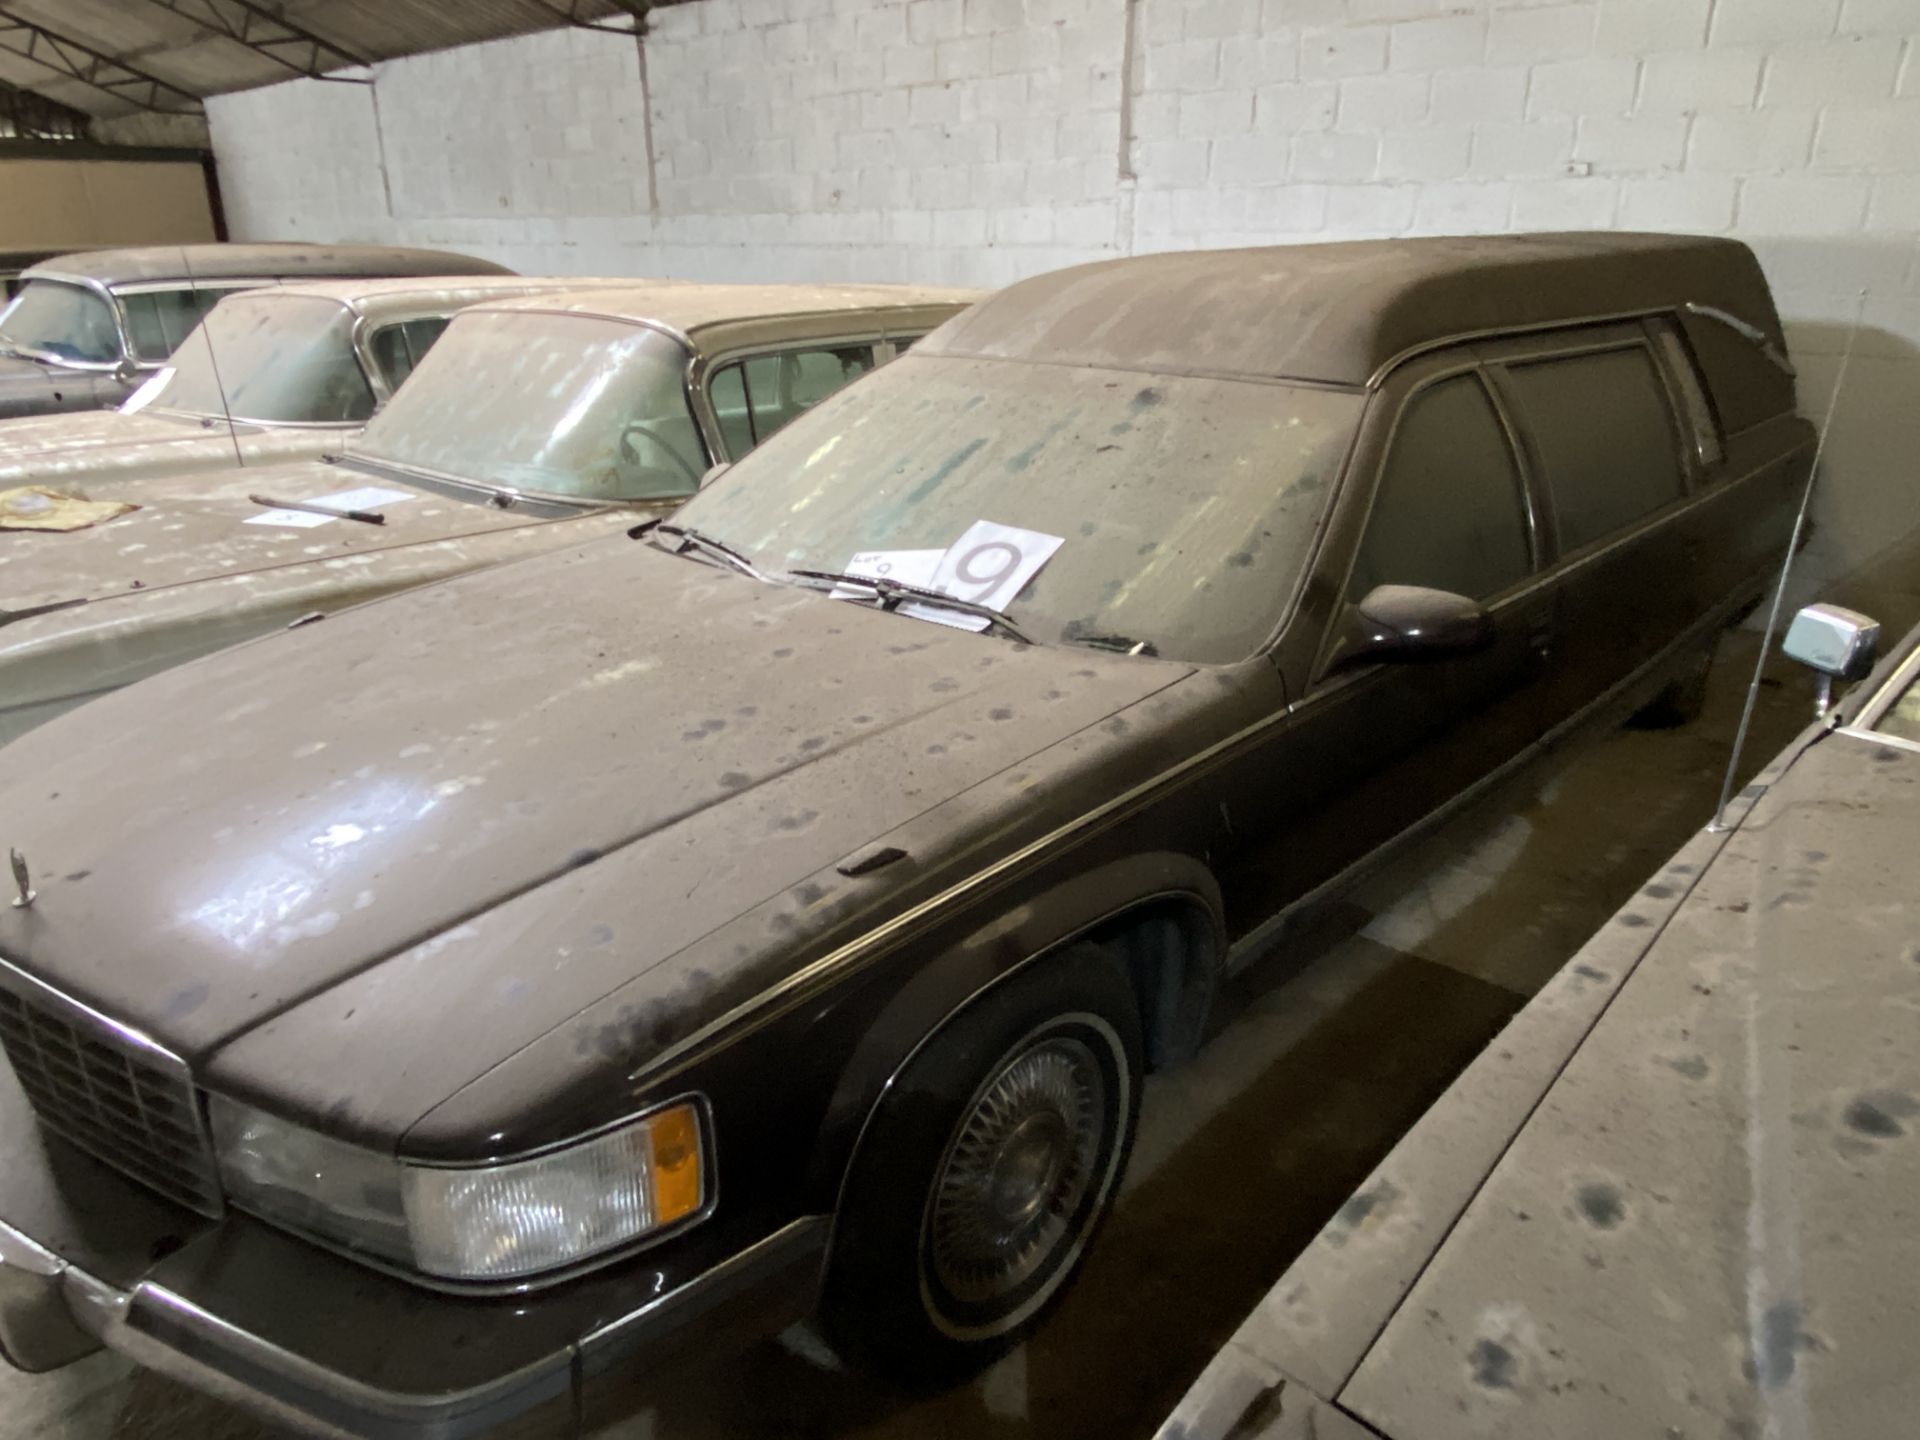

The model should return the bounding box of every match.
[9,849,34,909]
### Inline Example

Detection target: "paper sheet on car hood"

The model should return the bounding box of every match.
[0,485,137,532]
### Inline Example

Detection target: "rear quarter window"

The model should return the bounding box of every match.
[1505,346,1687,555]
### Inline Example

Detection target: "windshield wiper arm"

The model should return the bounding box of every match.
[1069,632,1158,657]
[648,522,773,581]
[247,494,386,526]
[789,568,1035,644]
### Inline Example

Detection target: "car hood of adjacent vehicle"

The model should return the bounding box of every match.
[0,538,1189,1074]
[0,457,548,613]
[0,409,221,484]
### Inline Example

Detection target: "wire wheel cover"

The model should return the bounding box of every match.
[928,1035,1106,1305]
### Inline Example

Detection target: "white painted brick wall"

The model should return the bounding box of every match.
[207,0,1920,594]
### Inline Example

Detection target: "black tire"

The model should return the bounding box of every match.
[822,943,1143,1382]
[1632,640,1715,728]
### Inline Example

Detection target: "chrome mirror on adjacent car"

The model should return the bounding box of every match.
[1783,602,1879,717]
[1330,584,1495,670]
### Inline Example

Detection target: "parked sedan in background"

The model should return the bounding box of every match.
[0,280,975,742]
[1155,601,1919,1440]
[0,242,513,419]
[0,275,606,493]
[0,234,1808,1437]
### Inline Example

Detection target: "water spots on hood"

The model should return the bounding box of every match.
[1842,1090,1918,1140]
[1573,1180,1626,1230]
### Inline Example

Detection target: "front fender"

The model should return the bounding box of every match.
[804,848,1224,1210]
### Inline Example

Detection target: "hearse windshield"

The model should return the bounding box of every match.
[350,312,703,504]
[159,294,375,425]
[0,279,121,366]
[675,353,1361,664]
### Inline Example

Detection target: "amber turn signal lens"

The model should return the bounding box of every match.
[646,1102,704,1226]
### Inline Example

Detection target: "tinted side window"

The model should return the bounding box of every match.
[1349,373,1531,603]
[706,344,877,457]
[370,316,452,391]
[1506,346,1687,553]
[122,288,210,361]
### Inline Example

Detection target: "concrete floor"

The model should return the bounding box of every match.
[10,544,1918,1440]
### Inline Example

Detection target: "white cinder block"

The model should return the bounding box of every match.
[1336,72,1430,130]
[1761,38,1906,107]
[1618,174,1738,229]
[1839,0,1920,35]
[1487,5,1598,66]
[1387,14,1486,73]
[1299,25,1389,80]
[886,43,939,85]
[1738,174,1872,232]
[1292,130,1380,178]
[1589,0,1712,54]
[1576,114,1689,171]
[1527,56,1639,118]
[1687,109,1818,171]
[1637,49,1764,113]
[937,35,993,79]
[1219,36,1302,88]
[991,25,1061,74]
[1135,136,1212,184]
[1184,0,1264,39]
[1243,182,1332,231]
[908,0,964,43]
[1429,66,1529,125]
[1211,133,1293,184]
[1253,80,1340,132]
[1145,37,1223,92]
[1413,181,1515,231]
[1180,88,1257,137]
[1865,174,1920,233]
[1378,125,1473,181]
[1510,177,1621,229]
[1325,182,1418,233]
[1471,119,1577,179]
[1812,101,1920,169]
[1263,0,1351,26]
[1708,0,1842,48]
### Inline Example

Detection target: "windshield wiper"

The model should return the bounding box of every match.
[789,569,1035,644]
[1069,632,1158,657]
[247,494,386,526]
[648,522,772,582]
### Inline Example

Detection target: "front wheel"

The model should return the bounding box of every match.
[822,944,1142,1381]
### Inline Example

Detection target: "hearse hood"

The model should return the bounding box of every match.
[0,354,119,420]
[0,539,1187,1080]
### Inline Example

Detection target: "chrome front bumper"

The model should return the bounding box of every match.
[0,1211,828,1439]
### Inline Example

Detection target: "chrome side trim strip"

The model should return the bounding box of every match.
[1844,641,1920,733]
[1835,726,1920,756]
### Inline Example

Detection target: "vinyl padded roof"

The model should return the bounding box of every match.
[919,233,1784,389]
[24,242,515,287]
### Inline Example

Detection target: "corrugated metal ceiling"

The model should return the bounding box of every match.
[0,0,652,121]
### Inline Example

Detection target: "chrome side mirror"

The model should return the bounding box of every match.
[1783,602,1879,717]
[112,357,140,384]
[1328,584,1495,671]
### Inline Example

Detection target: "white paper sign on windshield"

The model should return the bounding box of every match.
[924,519,1065,613]
[830,547,945,599]
[119,367,174,415]
[243,485,418,529]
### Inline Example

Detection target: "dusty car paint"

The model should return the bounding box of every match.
[0,276,600,494]
[0,281,977,743]
[1159,623,1920,1440]
[0,243,514,421]
[0,235,1810,1435]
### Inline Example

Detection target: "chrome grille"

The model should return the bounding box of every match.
[0,975,222,1217]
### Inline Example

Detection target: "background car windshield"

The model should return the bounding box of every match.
[676,354,1361,664]
[351,311,704,502]
[159,293,375,424]
[0,279,120,364]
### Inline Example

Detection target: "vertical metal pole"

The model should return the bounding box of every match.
[1709,292,1866,831]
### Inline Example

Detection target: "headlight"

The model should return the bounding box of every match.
[209,1097,707,1283]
